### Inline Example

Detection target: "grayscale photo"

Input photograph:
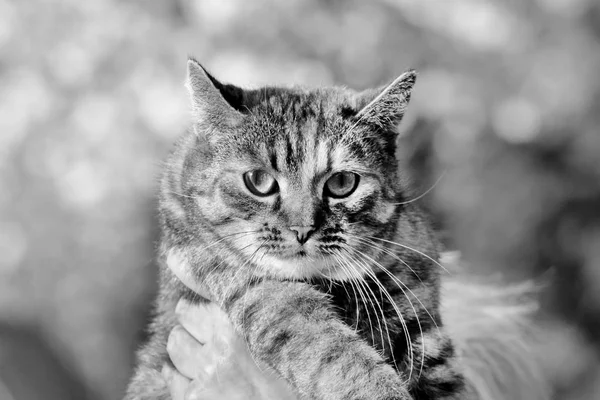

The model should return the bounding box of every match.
[1,1,599,399]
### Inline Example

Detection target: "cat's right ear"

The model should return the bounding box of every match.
[186,58,243,135]
[353,70,417,132]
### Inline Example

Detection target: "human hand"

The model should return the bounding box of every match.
[162,299,298,400]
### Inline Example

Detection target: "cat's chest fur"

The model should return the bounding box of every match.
[311,275,419,364]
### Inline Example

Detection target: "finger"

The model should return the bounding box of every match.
[175,299,213,344]
[176,299,230,345]
[166,249,212,300]
[167,325,219,379]
[162,364,191,400]
[167,325,204,378]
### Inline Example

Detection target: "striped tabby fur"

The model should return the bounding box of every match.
[125,58,464,399]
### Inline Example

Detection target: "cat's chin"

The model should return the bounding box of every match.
[255,253,359,282]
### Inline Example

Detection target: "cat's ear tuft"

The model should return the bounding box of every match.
[186,57,243,132]
[355,70,417,131]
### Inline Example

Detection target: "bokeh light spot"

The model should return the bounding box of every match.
[0,221,28,275]
[493,97,542,144]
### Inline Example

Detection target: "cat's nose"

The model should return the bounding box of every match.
[289,225,315,245]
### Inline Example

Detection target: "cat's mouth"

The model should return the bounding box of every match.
[292,250,307,258]
[276,248,310,260]
[241,238,354,280]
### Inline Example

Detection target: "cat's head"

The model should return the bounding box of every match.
[162,58,418,281]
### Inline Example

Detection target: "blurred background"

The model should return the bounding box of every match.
[1,0,599,399]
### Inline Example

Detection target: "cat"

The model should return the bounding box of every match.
[124,57,465,400]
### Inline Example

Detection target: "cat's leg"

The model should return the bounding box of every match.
[405,330,465,399]
[224,280,412,400]
[166,300,298,400]
[170,249,412,400]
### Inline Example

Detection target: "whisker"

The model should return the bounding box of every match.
[163,190,196,199]
[204,237,257,277]
[350,246,432,380]
[352,237,441,333]
[338,250,401,375]
[365,235,449,274]
[345,258,388,358]
[196,230,261,257]
[226,240,265,299]
[239,239,269,371]
[348,250,410,382]
[322,258,363,333]
[348,235,425,286]
[326,273,334,293]
[393,170,446,206]
[334,253,376,347]
[332,255,369,334]
[348,236,442,336]
[344,271,362,332]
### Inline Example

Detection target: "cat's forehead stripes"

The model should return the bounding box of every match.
[244,90,369,188]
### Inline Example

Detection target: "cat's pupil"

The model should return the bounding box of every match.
[335,174,348,188]
[326,172,358,198]
[244,170,277,196]
[253,171,268,187]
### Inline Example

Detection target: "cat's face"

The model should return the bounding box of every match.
[173,59,416,281]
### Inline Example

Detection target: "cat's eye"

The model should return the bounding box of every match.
[243,170,278,197]
[324,172,359,198]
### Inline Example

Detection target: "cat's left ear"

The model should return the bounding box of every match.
[186,58,244,134]
[354,70,417,131]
